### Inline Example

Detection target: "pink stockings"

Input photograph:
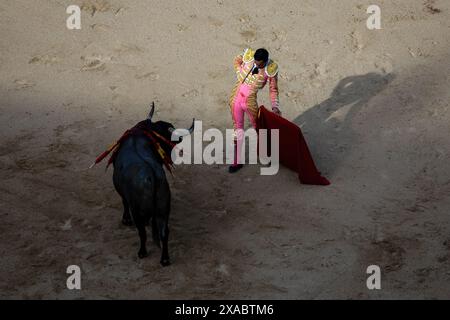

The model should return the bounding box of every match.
[232,84,257,166]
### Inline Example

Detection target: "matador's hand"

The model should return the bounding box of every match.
[272,107,282,116]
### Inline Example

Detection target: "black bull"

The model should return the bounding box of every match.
[112,104,194,266]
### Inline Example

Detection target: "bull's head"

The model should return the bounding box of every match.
[146,102,194,146]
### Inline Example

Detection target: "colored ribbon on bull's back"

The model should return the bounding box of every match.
[90,122,175,174]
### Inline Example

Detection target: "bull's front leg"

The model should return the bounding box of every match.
[156,216,170,266]
[158,221,170,267]
[161,225,170,266]
[155,179,171,266]
[136,224,148,259]
[134,214,148,258]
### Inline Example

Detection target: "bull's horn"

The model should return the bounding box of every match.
[169,119,195,139]
[188,118,195,134]
[148,102,155,120]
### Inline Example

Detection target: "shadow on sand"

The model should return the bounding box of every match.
[293,72,395,177]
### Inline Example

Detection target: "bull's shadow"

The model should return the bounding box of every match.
[293,72,395,177]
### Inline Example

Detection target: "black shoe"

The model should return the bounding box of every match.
[228,164,243,173]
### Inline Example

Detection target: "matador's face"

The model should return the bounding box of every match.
[254,59,266,69]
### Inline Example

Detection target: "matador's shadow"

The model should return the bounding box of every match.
[293,72,395,177]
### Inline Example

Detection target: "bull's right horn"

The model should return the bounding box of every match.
[148,102,155,120]
[169,119,195,140]
[188,118,195,134]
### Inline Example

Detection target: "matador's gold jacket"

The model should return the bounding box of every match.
[228,48,279,128]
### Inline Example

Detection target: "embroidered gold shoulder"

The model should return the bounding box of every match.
[265,60,278,77]
[242,48,255,63]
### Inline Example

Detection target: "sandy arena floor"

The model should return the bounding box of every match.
[1,0,450,299]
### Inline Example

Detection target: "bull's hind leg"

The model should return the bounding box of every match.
[121,197,133,226]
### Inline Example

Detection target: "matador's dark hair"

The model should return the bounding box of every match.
[254,48,269,63]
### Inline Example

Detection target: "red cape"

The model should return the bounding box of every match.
[257,106,330,185]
